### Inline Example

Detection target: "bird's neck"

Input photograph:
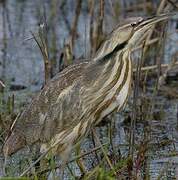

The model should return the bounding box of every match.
[81,49,132,126]
[95,49,130,90]
[84,49,131,104]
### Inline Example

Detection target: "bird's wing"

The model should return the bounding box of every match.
[14,62,88,144]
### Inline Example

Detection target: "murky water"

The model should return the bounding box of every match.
[0,0,178,179]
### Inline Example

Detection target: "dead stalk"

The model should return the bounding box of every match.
[129,41,146,174]
[50,0,58,77]
[89,0,95,57]
[70,0,82,51]
[91,0,104,56]
[143,0,167,56]
[133,61,178,72]
[31,27,51,84]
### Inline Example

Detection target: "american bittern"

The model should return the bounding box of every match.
[3,14,171,165]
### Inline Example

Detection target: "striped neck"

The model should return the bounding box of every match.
[82,48,132,124]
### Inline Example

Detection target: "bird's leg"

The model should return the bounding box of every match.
[60,158,66,179]
[3,154,7,176]
[39,153,57,179]
[59,143,73,179]
[75,143,86,175]
[91,128,117,175]
[48,154,57,179]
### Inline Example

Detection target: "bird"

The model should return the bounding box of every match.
[3,14,171,165]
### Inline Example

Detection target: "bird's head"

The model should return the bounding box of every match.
[94,13,173,61]
[127,13,172,48]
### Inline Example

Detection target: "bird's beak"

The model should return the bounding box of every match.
[128,13,175,48]
[3,131,26,156]
[135,13,174,31]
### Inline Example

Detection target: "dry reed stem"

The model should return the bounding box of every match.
[133,61,178,72]
[143,0,167,55]
[70,0,82,51]
[31,30,51,84]
[125,2,152,12]
[156,23,167,90]
[167,0,178,9]
[90,0,105,56]
[129,41,146,164]
[60,0,71,33]
[133,38,159,52]
[50,0,58,77]
[1,1,7,81]
[108,0,116,17]
[89,0,94,57]
[158,51,178,87]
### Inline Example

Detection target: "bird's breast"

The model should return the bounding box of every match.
[93,51,132,124]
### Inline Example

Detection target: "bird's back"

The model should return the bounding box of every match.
[14,62,89,145]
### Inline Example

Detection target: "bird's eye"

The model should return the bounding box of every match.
[131,22,137,27]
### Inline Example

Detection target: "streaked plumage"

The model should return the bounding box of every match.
[3,14,172,160]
